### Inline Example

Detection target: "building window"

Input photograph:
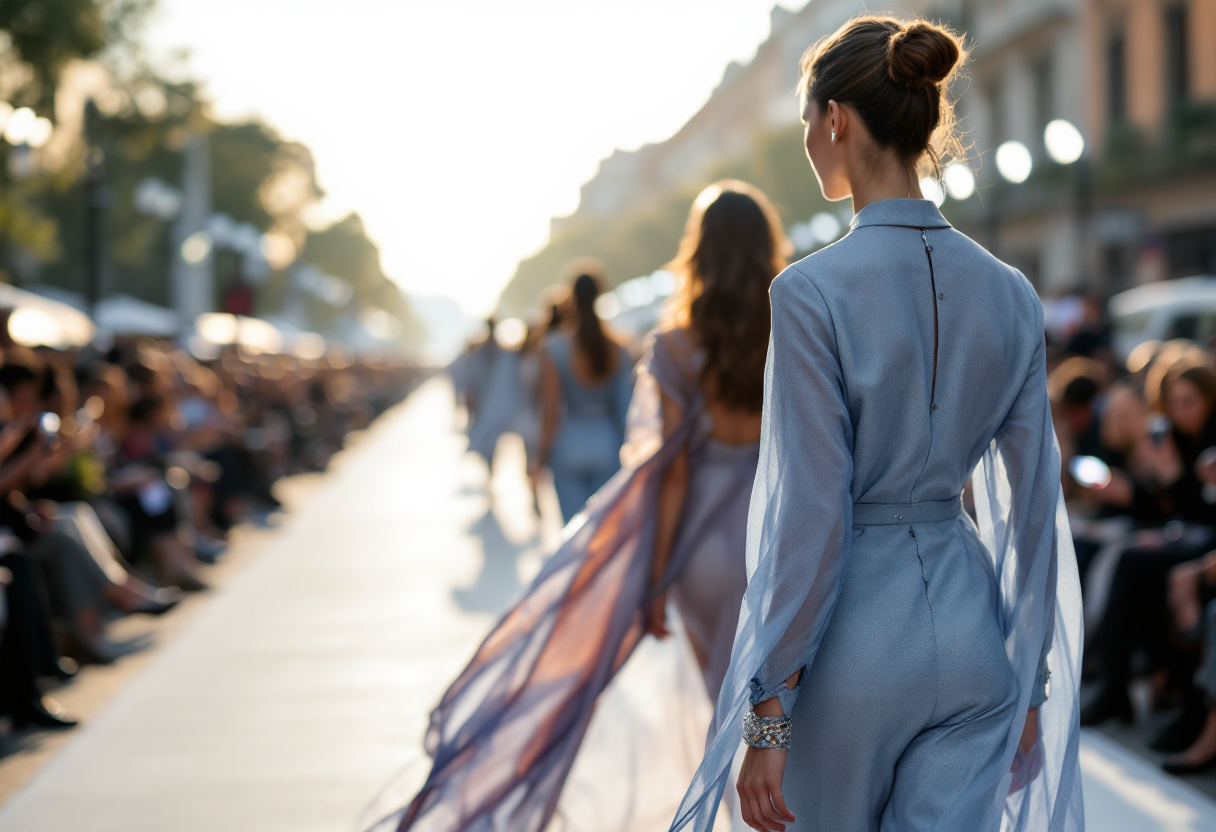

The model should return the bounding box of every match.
[1107,33,1126,124]
[1165,4,1189,106]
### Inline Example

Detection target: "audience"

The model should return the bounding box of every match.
[0,333,416,739]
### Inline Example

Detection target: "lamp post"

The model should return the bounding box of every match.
[83,99,104,319]
[986,140,1033,259]
[1042,119,1090,291]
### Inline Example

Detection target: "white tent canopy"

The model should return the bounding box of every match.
[95,294,179,337]
[0,282,96,347]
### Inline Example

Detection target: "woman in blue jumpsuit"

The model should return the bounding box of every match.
[671,16,1084,832]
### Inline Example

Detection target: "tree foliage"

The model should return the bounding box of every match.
[0,0,421,349]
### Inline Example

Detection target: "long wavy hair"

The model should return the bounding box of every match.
[666,180,788,412]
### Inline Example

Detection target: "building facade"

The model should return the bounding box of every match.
[556,0,1216,297]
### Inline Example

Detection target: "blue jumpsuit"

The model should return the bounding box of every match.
[671,199,1084,832]
[546,334,634,522]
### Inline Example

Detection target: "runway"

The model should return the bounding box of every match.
[1,379,1215,831]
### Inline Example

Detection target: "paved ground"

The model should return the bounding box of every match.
[1,378,1216,831]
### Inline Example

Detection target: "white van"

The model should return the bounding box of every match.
[1109,276,1216,359]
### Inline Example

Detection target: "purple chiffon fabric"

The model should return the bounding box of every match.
[388,332,750,832]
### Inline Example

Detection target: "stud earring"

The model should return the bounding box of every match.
[831,130,837,145]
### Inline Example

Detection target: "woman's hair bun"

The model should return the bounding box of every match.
[887,21,962,89]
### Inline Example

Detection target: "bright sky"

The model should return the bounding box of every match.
[144,0,790,317]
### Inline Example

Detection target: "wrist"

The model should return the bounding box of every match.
[754,697,785,718]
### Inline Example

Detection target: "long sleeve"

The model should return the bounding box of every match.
[971,292,1084,824]
[745,272,855,712]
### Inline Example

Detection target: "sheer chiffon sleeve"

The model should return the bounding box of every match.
[669,269,856,831]
[971,298,1084,828]
[744,273,855,709]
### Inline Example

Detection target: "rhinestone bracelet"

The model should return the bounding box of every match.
[742,709,792,749]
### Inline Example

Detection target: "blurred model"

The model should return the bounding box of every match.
[535,273,633,521]
[643,181,785,700]
[380,184,786,832]
[675,17,1083,832]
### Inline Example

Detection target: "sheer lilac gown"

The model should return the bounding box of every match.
[374,328,758,832]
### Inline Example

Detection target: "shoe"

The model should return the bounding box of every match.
[128,587,183,616]
[1163,754,1216,775]
[13,697,79,730]
[1080,687,1135,726]
[65,633,119,666]
[1151,698,1208,753]
[42,656,79,683]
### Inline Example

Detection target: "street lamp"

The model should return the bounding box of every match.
[1041,118,1092,289]
[919,176,946,206]
[1044,119,1085,165]
[943,162,976,200]
[996,140,1033,184]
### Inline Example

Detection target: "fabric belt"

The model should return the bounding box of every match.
[852,496,963,526]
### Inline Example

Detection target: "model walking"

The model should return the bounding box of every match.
[536,272,634,522]
[643,180,786,701]
[379,183,787,832]
[671,16,1083,832]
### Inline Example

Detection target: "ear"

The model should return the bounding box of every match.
[827,100,846,140]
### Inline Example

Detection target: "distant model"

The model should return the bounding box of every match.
[672,16,1083,832]
[535,272,633,521]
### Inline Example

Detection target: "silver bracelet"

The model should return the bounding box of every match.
[743,708,792,749]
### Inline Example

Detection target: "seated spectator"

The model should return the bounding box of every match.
[1081,365,1216,739]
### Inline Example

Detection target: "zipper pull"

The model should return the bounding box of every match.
[921,230,932,252]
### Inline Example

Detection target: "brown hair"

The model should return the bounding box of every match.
[1162,364,1216,415]
[667,181,787,413]
[801,15,966,175]
[570,272,616,380]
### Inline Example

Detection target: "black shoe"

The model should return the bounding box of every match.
[12,697,78,730]
[1080,687,1135,726]
[42,656,79,683]
[1151,698,1208,753]
[128,587,182,616]
[1163,753,1216,776]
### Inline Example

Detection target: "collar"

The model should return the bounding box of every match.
[848,198,952,232]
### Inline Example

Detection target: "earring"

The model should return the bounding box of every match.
[831,130,837,145]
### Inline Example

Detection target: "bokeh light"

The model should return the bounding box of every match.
[943,162,976,200]
[996,140,1033,184]
[1044,119,1085,165]
[809,212,842,245]
[919,177,945,207]
[181,231,213,264]
[3,107,36,144]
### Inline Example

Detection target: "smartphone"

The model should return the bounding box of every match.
[1148,414,1172,446]
[1069,455,1112,489]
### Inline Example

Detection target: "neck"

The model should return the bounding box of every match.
[848,159,921,213]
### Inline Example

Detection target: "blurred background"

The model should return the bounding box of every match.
[0,0,1211,357]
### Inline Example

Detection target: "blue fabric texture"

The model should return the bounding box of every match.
[669,198,1084,832]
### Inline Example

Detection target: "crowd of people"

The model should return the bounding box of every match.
[1051,313,1216,775]
[0,331,415,735]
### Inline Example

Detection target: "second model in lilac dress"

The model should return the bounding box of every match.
[379,326,760,832]
[646,328,757,701]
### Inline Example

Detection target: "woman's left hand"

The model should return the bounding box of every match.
[1019,707,1039,754]
[737,746,795,831]
[643,593,670,639]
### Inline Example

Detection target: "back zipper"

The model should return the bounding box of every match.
[921,229,939,411]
